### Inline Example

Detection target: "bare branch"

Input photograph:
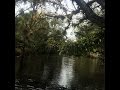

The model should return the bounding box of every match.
[74,0,104,27]
[15,7,32,17]
[72,17,87,27]
[45,7,81,20]
[87,0,96,6]
[95,0,105,9]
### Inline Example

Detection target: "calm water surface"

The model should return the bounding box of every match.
[15,55,105,90]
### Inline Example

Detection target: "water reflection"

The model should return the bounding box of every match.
[15,55,104,90]
[58,57,74,88]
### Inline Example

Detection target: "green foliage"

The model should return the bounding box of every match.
[75,23,104,58]
[58,23,104,59]
[15,11,66,56]
[15,7,104,60]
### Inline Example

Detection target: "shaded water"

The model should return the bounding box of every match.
[15,55,105,90]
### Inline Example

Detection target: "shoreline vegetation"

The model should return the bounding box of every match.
[16,47,103,59]
[15,0,105,62]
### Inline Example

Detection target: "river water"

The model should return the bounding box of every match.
[15,55,105,90]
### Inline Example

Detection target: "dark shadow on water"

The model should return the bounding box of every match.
[15,55,105,90]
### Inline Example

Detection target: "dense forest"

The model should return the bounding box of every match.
[15,0,105,60]
[15,0,105,90]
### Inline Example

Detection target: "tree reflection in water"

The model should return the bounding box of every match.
[15,55,104,90]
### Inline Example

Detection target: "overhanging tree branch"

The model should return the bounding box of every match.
[87,0,96,6]
[95,0,105,9]
[45,7,81,20]
[72,17,87,27]
[74,0,104,27]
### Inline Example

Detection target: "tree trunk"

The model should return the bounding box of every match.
[74,0,105,27]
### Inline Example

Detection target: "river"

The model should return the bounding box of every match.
[15,55,105,90]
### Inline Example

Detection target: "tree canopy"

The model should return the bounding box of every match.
[15,0,105,28]
[15,0,105,59]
